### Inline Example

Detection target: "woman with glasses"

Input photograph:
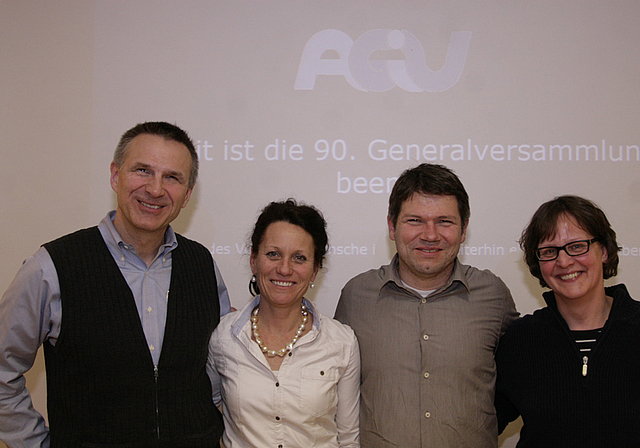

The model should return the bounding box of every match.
[495,195,640,447]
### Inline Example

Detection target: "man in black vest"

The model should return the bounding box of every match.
[0,122,229,447]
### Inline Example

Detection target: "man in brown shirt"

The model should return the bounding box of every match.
[335,163,518,448]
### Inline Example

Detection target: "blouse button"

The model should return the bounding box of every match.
[275,382,279,387]
[320,371,325,376]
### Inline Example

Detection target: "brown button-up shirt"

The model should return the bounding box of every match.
[335,255,518,448]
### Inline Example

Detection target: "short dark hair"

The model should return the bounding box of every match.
[113,122,199,188]
[388,163,470,227]
[520,195,620,288]
[251,199,328,270]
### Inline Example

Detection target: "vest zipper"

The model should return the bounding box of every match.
[154,364,160,442]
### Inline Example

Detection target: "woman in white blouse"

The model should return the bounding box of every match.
[209,199,360,447]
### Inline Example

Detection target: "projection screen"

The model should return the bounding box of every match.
[2,2,639,447]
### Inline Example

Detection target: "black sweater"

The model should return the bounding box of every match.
[496,283,640,447]
[43,227,223,447]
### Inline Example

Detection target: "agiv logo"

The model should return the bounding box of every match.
[295,29,472,92]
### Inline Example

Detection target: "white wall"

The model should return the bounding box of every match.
[2,2,639,446]
[1,2,96,446]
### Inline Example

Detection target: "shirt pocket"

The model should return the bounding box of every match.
[299,365,339,418]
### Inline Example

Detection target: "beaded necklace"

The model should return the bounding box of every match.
[251,303,308,357]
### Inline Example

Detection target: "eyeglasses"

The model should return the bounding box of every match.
[535,238,598,261]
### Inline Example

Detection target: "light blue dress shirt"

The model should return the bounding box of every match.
[0,211,230,447]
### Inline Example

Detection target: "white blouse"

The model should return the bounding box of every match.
[208,297,360,448]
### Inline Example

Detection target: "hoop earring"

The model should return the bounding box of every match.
[249,274,260,296]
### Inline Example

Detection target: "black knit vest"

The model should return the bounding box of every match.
[43,227,223,447]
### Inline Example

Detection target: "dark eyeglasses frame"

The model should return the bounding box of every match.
[535,238,598,261]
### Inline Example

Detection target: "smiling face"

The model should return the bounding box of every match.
[538,214,608,305]
[388,193,467,290]
[250,221,318,310]
[110,133,193,245]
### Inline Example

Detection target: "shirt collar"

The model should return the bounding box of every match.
[380,253,470,296]
[230,295,322,338]
[542,283,630,323]
[98,211,177,263]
